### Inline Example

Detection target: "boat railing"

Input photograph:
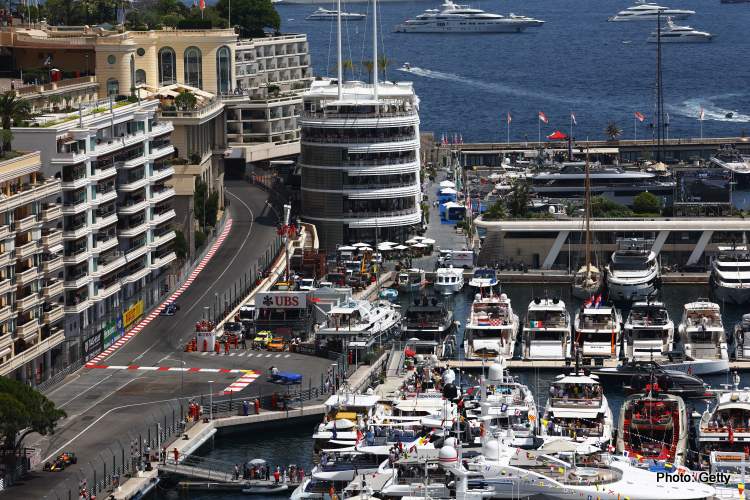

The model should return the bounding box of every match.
[550,396,603,408]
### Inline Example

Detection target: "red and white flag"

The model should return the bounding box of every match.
[699,107,705,121]
[199,0,205,9]
[506,112,512,124]
[538,111,548,124]
[634,111,646,122]
[570,112,577,125]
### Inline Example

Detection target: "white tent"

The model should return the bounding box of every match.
[421,238,436,245]
[439,187,457,195]
[411,243,429,248]
[337,246,357,251]
[439,180,456,188]
[352,242,371,247]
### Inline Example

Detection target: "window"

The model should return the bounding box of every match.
[216,46,231,94]
[183,47,202,89]
[107,54,116,64]
[135,69,146,85]
[136,48,145,57]
[106,78,119,96]
[158,47,176,85]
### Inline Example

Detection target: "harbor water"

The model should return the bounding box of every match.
[278,0,750,142]
[152,283,750,499]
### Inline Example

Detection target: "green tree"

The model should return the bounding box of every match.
[174,90,197,111]
[633,191,661,215]
[0,378,66,451]
[194,179,209,230]
[174,229,188,260]
[591,196,632,218]
[507,180,530,218]
[216,0,279,37]
[0,92,31,153]
[605,122,622,141]
[483,201,508,221]
[361,60,374,83]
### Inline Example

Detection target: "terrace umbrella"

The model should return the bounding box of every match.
[394,245,409,250]
[405,238,420,245]
[352,242,371,247]
[439,187,457,195]
[421,238,436,245]
[377,242,394,251]
[337,246,357,251]
[411,243,429,248]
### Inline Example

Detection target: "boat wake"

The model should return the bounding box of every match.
[669,96,750,123]
[399,66,581,104]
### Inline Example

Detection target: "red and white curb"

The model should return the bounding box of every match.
[222,371,262,394]
[85,219,234,368]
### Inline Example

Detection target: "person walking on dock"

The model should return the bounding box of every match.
[234,464,240,480]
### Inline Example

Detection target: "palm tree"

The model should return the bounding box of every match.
[342,60,355,80]
[605,122,622,142]
[361,60,374,83]
[377,56,390,81]
[0,92,31,153]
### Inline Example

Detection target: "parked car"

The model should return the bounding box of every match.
[267,337,286,352]
[224,321,243,337]
[253,331,273,349]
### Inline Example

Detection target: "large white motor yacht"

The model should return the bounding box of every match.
[606,238,660,302]
[711,245,750,304]
[306,7,366,20]
[463,293,519,359]
[434,266,464,295]
[623,301,674,361]
[647,17,712,42]
[522,297,571,360]
[677,300,729,374]
[697,374,750,470]
[572,304,623,361]
[608,0,695,21]
[394,0,544,33]
[539,372,614,449]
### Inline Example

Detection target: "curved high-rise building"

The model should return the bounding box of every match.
[300,79,423,250]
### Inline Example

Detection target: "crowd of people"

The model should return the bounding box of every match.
[232,462,305,483]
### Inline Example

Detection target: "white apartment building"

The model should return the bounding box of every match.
[12,98,177,345]
[0,152,65,385]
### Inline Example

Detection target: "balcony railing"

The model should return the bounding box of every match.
[16,267,39,286]
[14,214,39,232]
[340,207,418,218]
[302,134,417,145]
[16,240,40,260]
[43,279,64,298]
[17,318,39,339]
[0,278,12,295]
[43,304,65,324]
[303,109,417,120]
[41,204,63,223]
[17,292,41,312]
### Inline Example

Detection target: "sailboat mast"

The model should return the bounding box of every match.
[584,147,592,279]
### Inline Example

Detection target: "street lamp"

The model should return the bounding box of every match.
[265,201,292,281]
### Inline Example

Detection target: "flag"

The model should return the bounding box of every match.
[506,112,512,124]
[459,134,463,144]
[634,111,646,122]
[699,107,705,121]
[538,111,548,124]
[570,112,577,125]
[199,0,205,9]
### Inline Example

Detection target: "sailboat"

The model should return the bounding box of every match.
[572,148,602,299]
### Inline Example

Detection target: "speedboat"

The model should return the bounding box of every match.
[401,295,456,342]
[401,62,411,71]
[710,245,750,304]
[396,268,426,292]
[394,0,544,33]
[434,266,464,295]
[733,314,750,360]
[608,0,695,21]
[379,288,399,302]
[676,300,729,374]
[522,296,571,360]
[306,7,365,20]
[605,238,660,302]
[539,371,614,449]
[572,303,623,362]
[592,360,708,398]
[467,268,498,292]
[463,293,519,359]
[697,373,750,471]
[616,390,688,466]
[647,17,712,43]
[623,301,674,361]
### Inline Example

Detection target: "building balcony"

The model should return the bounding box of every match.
[43,304,65,325]
[63,245,90,264]
[0,278,12,296]
[150,166,175,183]
[16,267,39,287]
[61,199,89,215]
[17,292,41,312]
[42,255,64,275]
[0,225,9,239]
[125,243,149,262]
[91,235,118,254]
[62,225,90,240]
[149,121,174,137]
[43,279,64,299]
[0,250,12,268]
[119,221,149,238]
[16,318,39,340]
[92,213,118,231]
[41,229,63,249]
[64,297,91,314]
[14,214,39,232]
[51,151,88,165]
[149,144,175,161]
[16,240,40,260]
[64,272,92,290]
[115,155,148,170]
[92,131,147,157]
[122,265,150,284]
[118,177,149,192]
[150,209,176,227]
[92,255,126,277]
[60,175,89,191]
[0,179,61,214]
[91,166,117,181]
[91,281,121,302]
[151,230,176,249]
[91,190,117,206]
[118,199,149,215]
[151,251,176,270]
[0,305,13,323]
[149,188,175,205]
[42,204,63,223]
[0,327,65,377]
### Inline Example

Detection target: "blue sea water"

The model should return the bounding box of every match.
[278,0,750,142]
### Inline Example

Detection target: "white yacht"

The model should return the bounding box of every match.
[522,297,571,360]
[315,298,402,352]
[467,267,498,292]
[573,304,623,361]
[306,7,366,19]
[606,238,660,302]
[394,0,544,33]
[733,314,750,360]
[623,301,674,361]
[539,372,614,449]
[396,268,426,292]
[697,374,750,470]
[677,300,729,374]
[711,245,750,304]
[648,18,712,42]
[463,293,519,359]
[434,266,464,295]
[311,392,388,454]
[608,0,695,21]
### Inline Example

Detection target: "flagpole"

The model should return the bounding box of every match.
[538,118,541,146]
[570,113,573,143]
[506,117,510,144]
[634,115,637,141]
[700,118,703,140]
